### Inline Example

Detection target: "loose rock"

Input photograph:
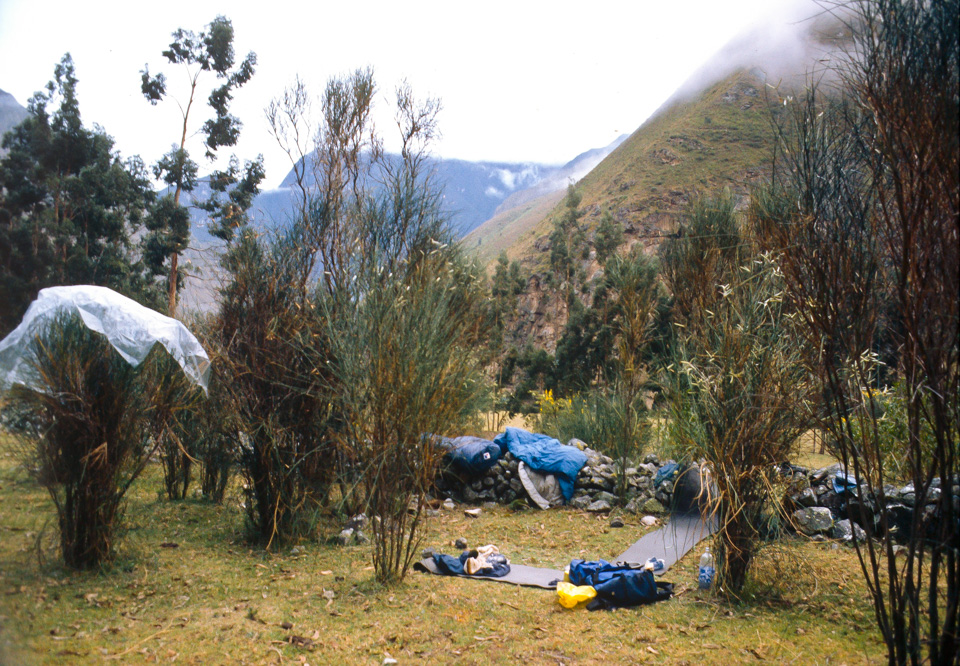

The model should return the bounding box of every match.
[791,487,818,508]
[592,491,618,505]
[830,519,867,543]
[793,507,834,535]
[640,498,666,514]
[586,500,612,513]
[571,496,593,510]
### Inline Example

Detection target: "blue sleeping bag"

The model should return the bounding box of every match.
[492,427,587,502]
[438,436,502,474]
[568,559,673,608]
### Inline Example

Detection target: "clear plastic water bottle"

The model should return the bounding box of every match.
[698,546,715,591]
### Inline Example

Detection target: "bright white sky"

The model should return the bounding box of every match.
[0,0,807,188]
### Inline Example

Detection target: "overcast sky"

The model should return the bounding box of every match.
[0,0,809,188]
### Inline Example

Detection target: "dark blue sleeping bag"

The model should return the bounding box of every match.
[568,559,673,608]
[439,436,502,474]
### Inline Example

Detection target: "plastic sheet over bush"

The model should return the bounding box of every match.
[0,285,210,393]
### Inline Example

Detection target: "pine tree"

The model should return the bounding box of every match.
[0,54,160,335]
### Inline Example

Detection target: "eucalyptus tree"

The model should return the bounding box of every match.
[140,15,257,315]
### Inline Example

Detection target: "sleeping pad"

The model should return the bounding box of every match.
[493,427,587,502]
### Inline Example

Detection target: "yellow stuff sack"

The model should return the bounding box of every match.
[556,581,597,609]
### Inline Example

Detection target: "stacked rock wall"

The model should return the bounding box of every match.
[434,438,680,514]
[784,463,958,543]
[435,441,958,543]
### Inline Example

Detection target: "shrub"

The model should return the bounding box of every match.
[825,382,939,485]
[174,331,239,504]
[220,71,488,566]
[526,390,591,444]
[755,4,958,654]
[662,196,810,596]
[216,229,331,545]
[529,389,652,497]
[8,316,194,568]
[324,251,487,584]
[148,352,202,501]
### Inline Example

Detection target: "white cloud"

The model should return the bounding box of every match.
[497,169,518,191]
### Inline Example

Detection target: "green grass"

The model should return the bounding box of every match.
[0,434,886,665]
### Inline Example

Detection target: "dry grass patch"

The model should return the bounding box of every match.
[0,436,885,664]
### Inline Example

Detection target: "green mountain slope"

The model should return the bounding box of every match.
[467,6,854,271]
[467,67,775,270]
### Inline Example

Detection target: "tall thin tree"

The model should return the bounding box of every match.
[140,15,256,315]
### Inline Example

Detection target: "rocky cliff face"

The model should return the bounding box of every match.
[510,274,567,353]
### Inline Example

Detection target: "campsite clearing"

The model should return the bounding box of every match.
[0,435,886,664]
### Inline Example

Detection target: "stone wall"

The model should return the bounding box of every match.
[433,440,958,547]
[434,438,680,515]
[785,462,959,543]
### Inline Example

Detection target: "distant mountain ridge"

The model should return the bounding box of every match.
[492,135,628,217]
[175,139,627,310]
[0,80,622,249]
[0,90,29,156]
[178,155,556,244]
[269,136,626,239]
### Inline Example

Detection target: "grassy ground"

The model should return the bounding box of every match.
[0,434,886,665]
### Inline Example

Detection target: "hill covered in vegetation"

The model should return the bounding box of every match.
[467,9,854,271]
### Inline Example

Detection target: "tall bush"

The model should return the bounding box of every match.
[754,0,958,659]
[602,247,661,497]
[9,316,194,568]
[149,352,202,501]
[662,195,811,595]
[219,70,488,566]
[216,227,329,545]
[174,316,238,504]
[323,251,487,584]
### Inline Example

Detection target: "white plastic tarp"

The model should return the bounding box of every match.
[0,285,210,393]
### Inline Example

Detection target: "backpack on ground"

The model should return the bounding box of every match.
[568,559,673,610]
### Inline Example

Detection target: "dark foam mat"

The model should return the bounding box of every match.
[614,512,717,568]
[414,512,716,589]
